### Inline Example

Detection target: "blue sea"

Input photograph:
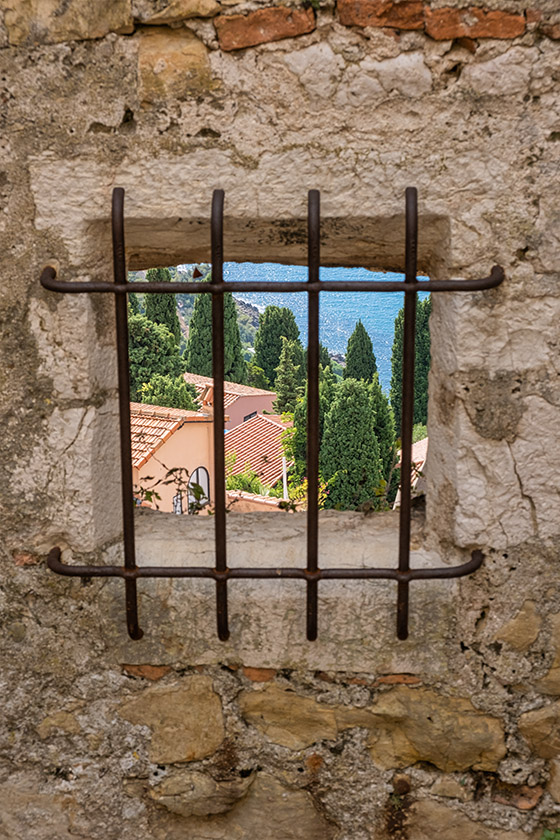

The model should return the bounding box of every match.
[224,262,429,393]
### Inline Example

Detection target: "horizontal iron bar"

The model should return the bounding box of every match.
[40,266,504,295]
[47,547,483,583]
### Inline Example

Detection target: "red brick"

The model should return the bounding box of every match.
[242,666,276,682]
[306,754,324,774]
[215,6,315,51]
[543,22,560,39]
[525,9,542,24]
[492,781,543,811]
[122,664,171,681]
[375,674,422,686]
[424,7,525,40]
[338,0,423,30]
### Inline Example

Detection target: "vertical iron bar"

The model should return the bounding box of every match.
[397,186,418,640]
[306,190,320,641]
[112,187,143,640]
[211,189,229,641]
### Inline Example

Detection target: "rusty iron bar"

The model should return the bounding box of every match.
[396,186,417,640]
[211,189,230,642]
[39,187,505,642]
[47,546,484,581]
[306,189,320,641]
[40,269,505,296]
[112,188,143,641]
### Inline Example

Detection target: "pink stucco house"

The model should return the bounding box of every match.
[131,402,214,513]
[184,372,276,430]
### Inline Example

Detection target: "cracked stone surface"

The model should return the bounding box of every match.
[1,4,559,838]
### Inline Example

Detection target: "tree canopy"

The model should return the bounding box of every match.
[343,320,377,383]
[128,313,185,402]
[274,338,303,414]
[370,374,396,481]
[390,295,432,434]
[184,285,247,383]
[253,306,301,388]
[320,378,382,510]
[144,267,182,345]
[141,374,198,411]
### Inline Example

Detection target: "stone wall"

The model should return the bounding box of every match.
[1,0,559,837]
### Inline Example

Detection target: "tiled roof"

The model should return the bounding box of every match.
[130,402,210,469]
[184,372,276,406]
[224,413,292,487]
[396,436,428,474]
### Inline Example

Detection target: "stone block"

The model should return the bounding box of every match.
[424,7,525,41]
[548,759,560,803]
[36,710,81,739]
[337,0,423,30]
[367,687,506,772]
[133,0,220,24]
[406,800,529,840]
[495,600,541,652]
[119,676,224,763]
[239,683,339,749]
[4,0,133,46]
[536,614,560,695]
[149,769,254,816]
[239,684,505,771]
[519,702,560,759]
[215,7,315,51]
[137,27,214,104]
[167,773,336,838]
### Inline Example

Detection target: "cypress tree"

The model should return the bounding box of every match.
[343,320,377,383]
[246,362,269,389]
[289,364,338,480]
[390,294,432,434]
[370,373,396,481]
[128,313,184,402]
[320,378,382,510]
[144,267,181,345]
[185,285,247,383]
[141,374,198,411]
[253,306,301,388]
[274,338,303,414]
[128,292,140,315]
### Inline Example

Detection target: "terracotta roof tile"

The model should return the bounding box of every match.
[184,372,276,404]
[130,402,210,469]
[224,413,292,487]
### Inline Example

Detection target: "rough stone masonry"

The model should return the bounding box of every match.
[0,0,559,837]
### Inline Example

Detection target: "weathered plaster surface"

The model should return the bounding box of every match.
[1,1,559,836]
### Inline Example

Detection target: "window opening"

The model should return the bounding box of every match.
[188,465,210,512]
[40,187,504,643]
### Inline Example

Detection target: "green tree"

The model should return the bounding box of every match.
[185,286,247,383]
[320,378,382,510]
[144,267,182,346]
[128,292,140,315]
[370,374,396,481]
[274,338,303,414]
[128,313,184,402]
[390,295,432,434]
[253,306,301,388]
[304,343,332,371]
[246,361,269,390]
[288,364,338,481]
[141,374,198,411]
[343,320,377,383]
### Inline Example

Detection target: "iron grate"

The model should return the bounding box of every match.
[40,187,504,641]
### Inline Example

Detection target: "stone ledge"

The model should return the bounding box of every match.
[87,509,482,673]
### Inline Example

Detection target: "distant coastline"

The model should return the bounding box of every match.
[227,262,429,393]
